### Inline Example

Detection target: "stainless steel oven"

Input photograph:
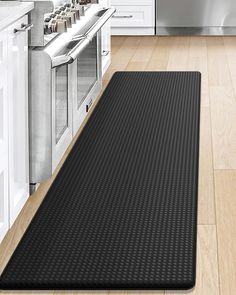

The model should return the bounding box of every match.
[29,4,115,186]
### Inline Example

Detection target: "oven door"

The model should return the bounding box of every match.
[51,7,115,136]
[51,63,73,171]
[71,31,102,135]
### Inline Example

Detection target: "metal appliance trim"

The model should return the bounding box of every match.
[155,0,236,36]
[156,26,236,36]
[51,65,73,171]
[29,50,53,183]
[71,30,102,135]
[26,0,55,46]
[51,7,115,67]
[86,7,116,39]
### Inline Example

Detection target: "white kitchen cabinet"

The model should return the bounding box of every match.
[101,19,111,75]
[0,15,30,242]
[7,16,29,227]
[100,0,111,75]
[111,0,155,35]
[0,30,9,242]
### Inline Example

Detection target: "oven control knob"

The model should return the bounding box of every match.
[66,11,77,24]
[61,14,73,28]
[71,8,80,20]
[76,4,85,16]
[44,17,51,23]
[54,10,63,20]
[50,18,68,33]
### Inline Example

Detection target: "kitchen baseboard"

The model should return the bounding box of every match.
[111,27,154,35]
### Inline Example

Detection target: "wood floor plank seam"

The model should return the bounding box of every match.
[223,38,236,102]
[146,37,173,71]
[207,41,222,295]
[223,38,236,94]
[214,171,236,295]
[125,36,157,71]
[186,36,215,224]
[213,168,236,171]
[167,37,190,71]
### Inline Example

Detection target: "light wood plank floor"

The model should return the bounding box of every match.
[1,36,236,295]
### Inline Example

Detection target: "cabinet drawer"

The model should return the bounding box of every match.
[112,0,153,5]
[111,5,154,27]
[100,0,110,7]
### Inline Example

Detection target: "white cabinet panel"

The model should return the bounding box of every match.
[100,0,110,7]
[100,0,111,75]
[112,0,153,5]
[0,30,9,242]
[101,19,111,75]
[0,31,8,158]
[111,0,155,35]
[0,157,8,242]
[7,16,29,227]
[111,5,154,28]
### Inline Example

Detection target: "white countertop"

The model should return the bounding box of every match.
[0,1,34,31]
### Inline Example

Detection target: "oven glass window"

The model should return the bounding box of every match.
[55,64,69,143]
[77,36,97,109]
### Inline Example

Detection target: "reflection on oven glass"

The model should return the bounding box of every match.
[55,64,69,143]
[77,36,97,109]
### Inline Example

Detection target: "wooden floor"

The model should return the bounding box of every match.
[1,36,236,295]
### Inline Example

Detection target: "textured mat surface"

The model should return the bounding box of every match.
[0,72,201,290]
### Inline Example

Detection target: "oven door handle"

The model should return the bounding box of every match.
[51,38,90,68]
[86,7,116,40]
[51,7,116,68]
[51,55,73,68]
[69,37,90,61]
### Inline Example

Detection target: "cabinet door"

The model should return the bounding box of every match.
[0,30,9,242]
[7,16,29,226]
[101,19,111,76]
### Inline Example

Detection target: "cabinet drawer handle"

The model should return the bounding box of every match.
[14,24,33,34]
[112,15,133,19]
[102,50,110,56]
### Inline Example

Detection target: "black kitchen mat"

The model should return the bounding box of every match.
[0,72,201,290]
